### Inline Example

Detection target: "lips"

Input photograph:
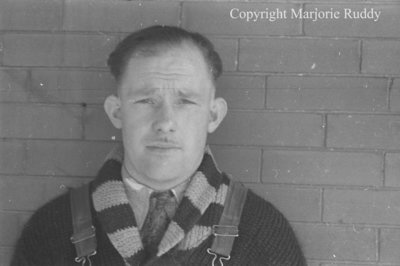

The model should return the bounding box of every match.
[146,141,181,150]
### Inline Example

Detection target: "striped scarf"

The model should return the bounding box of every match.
[91,146,230,265]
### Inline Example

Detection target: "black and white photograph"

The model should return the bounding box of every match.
[1,1,400,265]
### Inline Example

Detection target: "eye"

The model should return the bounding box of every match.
[136,98,155,104]
[178,98,196,105]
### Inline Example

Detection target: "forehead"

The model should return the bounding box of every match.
[118,43,213,93]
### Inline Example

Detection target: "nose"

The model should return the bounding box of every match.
[152,102,177,133]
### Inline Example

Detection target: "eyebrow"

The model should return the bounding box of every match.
[127,87,202,99]
[177,90,202,99]
[126,87,157,98]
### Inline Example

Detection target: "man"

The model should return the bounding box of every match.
[12,26,306,265]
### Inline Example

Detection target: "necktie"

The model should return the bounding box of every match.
[140,190,177,257]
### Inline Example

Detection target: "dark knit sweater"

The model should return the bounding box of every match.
[11,150,306,266]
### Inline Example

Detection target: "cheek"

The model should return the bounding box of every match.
[180,112,209,143]
[183,105,210,122]
[120,109,150,140]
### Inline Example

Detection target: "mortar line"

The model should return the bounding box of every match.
[387,78,394,111]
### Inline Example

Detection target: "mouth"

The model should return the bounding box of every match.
[146,141,182,151]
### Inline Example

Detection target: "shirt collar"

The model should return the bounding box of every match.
[121,166,189,203]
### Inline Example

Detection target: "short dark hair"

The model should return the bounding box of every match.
[107,25,223,83]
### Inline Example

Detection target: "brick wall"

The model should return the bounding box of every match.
[1,1,399,265]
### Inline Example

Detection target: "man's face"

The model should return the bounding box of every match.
[105,43,227,190]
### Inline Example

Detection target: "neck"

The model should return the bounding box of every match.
[121,161,191,191]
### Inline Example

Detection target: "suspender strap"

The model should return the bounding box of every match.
[207,180,248,265]
[70,184,97,266]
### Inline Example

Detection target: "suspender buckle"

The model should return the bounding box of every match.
[70,184,97,265]
[212,225,239,237]
[74,251,97,266]
[70,226,96,244]
[208,225,237,265]
[207,180,248,266]
[207,248,230,266]
[70,225,96,265]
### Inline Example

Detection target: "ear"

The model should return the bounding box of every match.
[104,95,122,129]
[208,97,228,133]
